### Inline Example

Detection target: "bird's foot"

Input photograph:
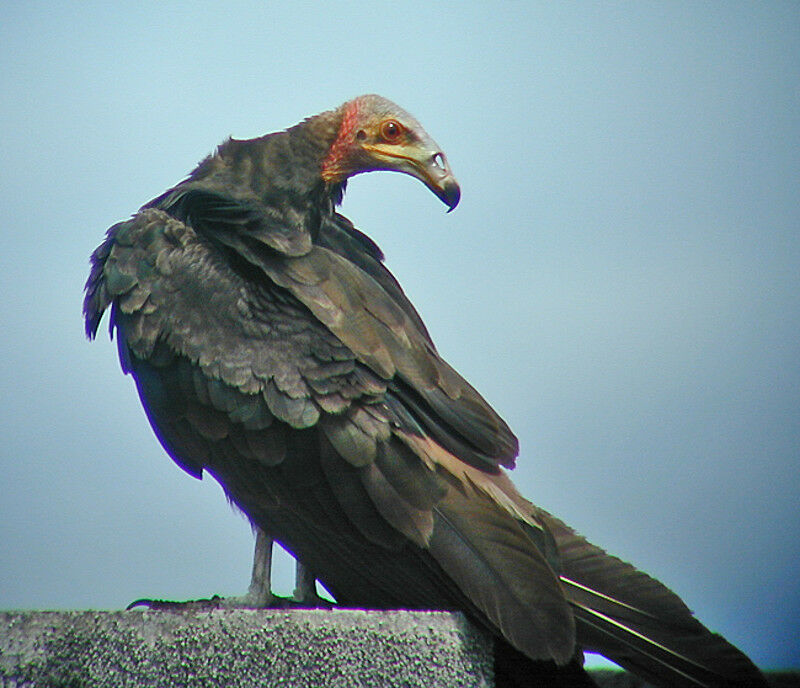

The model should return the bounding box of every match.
[126,529,334,611]
[126,585,277,610]
[125,595,234,611]
[290,560,333,608]
[284,592,335,609]
[126,591,334,611]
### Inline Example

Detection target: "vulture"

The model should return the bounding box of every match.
[84,94,766,688]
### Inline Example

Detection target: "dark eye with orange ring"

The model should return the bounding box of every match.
[380,119,404,143]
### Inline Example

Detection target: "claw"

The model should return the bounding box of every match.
[126,595,226,611]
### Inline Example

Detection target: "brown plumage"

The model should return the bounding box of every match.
[84,94,766,687]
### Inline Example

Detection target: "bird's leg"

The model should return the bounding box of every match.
[243,526,275,607]
[235,527,332,608]
[180,526,277,608]
[293,560,318,604]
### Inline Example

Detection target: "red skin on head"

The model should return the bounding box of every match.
[321,99,361,183]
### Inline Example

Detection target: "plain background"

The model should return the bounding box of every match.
[1,1,797,671]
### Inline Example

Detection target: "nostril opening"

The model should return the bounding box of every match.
[431,152,446,171]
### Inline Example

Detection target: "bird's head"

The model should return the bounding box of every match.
[320,94,460,211]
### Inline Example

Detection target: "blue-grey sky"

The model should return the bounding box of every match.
[1,1,797,672]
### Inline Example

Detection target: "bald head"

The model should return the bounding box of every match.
[320,95,460,211]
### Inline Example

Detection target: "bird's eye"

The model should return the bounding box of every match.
[380,119,404,143]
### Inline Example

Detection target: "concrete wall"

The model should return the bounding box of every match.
[3,611,793,687]
[0,609,493,687]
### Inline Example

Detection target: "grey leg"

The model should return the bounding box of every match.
[293,560,318,604]
[244,527,275,607]
[242,528,326,608]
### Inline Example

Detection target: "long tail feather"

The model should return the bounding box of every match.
[537,509,767,688]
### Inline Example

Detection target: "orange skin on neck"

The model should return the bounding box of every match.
[321,99,361,183]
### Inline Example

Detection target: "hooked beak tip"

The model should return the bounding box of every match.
[440,178,460,212]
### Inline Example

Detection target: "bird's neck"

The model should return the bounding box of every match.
[197,106,348,214]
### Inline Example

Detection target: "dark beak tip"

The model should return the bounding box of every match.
[442,180,461,212]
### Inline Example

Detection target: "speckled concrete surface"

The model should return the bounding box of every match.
[0,609,493,687]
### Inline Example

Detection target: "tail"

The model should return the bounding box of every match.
[537,509,768,688]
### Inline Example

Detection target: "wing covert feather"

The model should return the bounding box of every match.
[84,210,387,432]
[235,241,519,470]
